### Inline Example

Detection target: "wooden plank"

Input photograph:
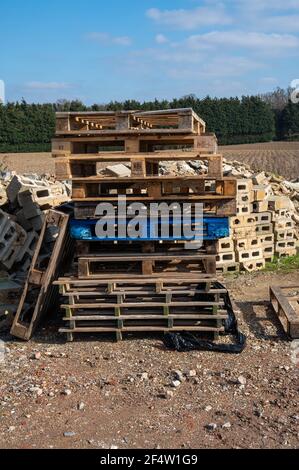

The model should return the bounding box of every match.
[59,325,225,333]
[62,314,228,321]
[62,300,224,308]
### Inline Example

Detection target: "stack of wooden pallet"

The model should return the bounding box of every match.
[52,108,237,341]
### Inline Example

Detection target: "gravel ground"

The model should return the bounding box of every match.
[0,271,298,449]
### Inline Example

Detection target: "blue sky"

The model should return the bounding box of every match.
[1,0,299,103]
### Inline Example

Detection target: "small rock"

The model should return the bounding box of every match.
[237,376,247,386]
[206,423,217,431]
[62,389,72,396]
[159,390,174,399]
[64,432,76,437]
[205,405,212,412]
[110,445,118,449]
[29,386,43,396]
[140,372,149,381]
[187,370,197,377]
[30,352,41,360]
[171,380,181,388]
[172,370,184,382]
[222,422,232,429]
[8,426,15,432]
[78,402,85,410]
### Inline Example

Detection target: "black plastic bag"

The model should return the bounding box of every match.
[163,282,246,354]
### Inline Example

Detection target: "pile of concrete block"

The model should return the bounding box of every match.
[216,176,298,273]
[0,173,69,276]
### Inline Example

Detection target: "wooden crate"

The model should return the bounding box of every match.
[270,286,299,339]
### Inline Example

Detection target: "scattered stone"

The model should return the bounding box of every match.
[64,432,76,438]
[205,405,212,412]
[171,380,181,388]
[222,422,232,429]
[206,423,217,431]
[139,372,149,381]
[62,389,72,396]
[29,386,43,396]
[237,376,247,386]
[78,402,85,410]
[187,370,197,378]
[172,370,184,382]
[30,352,41,360]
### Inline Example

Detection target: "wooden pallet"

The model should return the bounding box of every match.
[10,210,74,340]
[55,108,206,135]
[54,152,223,179]
[55,278,227,296]
[56,276,228,341]
[77,251,217,278]
[70,217,230,241]
[73,197,236,218]
[71,175,236,198]
[270,286,299,339]
[52,133,217,157]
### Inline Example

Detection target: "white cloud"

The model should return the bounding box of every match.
[261,14,299,32]
[168,56,262,80]
[87,32,132,46]
[186,31,299,51]
[146,6,232,30]
[234,0,299,10]
[155,34,168,44]
[25,82,71,90]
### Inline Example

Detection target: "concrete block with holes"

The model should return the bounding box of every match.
[236,248,263,263]
[242,259,265,272]
[273,218,294,231]
[216,252,236,264]
[259,234,274,246]
[230,214,256,229]
[235,237,261,251]
[252,200,269,213]
[216,262,240,274]
[232,226,257,240]
[237,204,253,216]
[255,212,272,225]
[252,185,272,202]
[216,237,234,253]
[255,223,273,235]
[275,228,295,241]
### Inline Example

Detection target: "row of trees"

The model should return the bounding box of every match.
[0,90,298,152]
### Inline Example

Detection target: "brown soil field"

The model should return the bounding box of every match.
[0,152,54,175]
[0,141,299,179]
[220,141,299,180]
[0,270,298,449]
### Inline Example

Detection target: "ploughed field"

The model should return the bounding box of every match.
[220,141,299,180]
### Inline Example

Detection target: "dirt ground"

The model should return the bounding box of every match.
[1,141,299,180]
[0,270,298,449]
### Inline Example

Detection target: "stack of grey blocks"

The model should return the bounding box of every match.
[0,175,69,275]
